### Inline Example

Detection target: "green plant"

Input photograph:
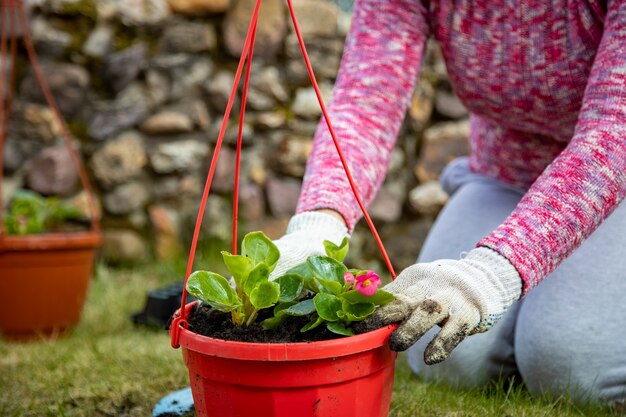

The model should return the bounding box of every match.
[186,231,394,336]
[2,190,85,236]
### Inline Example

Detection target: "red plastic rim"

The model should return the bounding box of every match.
[0,231,103,252]
[173,302,398,361]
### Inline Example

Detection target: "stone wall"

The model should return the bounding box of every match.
[1,0,470,272]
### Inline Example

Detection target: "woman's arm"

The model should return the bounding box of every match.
[478,0,626,295]
[295,0,431,230]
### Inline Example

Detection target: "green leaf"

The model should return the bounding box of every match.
[249,281,280,310]
[286,262,314,279]
[287,263,319,292]
[307,256,347,284]
[275,274,304,302]
[323,237,349,262]
[300,315,324,332]
[342,300,376,323]
[243,262,270,296]
[242,232,280,271]
[221,252,254,289]
[186,271,242,313]
[341,289,395,305]
[261,302,297,329]
[326,322,354,336]
[283,299,316,316]
[313,293,342,322]
[316,278,343,295]
[348,268,369,276]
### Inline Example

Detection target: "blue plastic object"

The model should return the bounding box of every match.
[153,387,194,416]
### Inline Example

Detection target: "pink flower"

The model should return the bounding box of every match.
[343,272,356,287]
[355,271,381,296]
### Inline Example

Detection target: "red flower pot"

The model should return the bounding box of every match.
[0,231,102,340]
[172,302,397,417]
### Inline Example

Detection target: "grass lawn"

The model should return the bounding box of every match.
[0,263,621,417]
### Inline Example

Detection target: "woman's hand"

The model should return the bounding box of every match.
[269,211,349,279]
[358,248,522,364]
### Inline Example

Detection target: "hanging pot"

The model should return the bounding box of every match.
[172,302,397,417]
[0,231,102,340]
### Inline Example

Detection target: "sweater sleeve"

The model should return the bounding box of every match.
[295,0,431,231]
[478,0,626,295]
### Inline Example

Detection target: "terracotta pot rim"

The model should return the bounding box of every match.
[0,230,103,252]
[173,301,398,361]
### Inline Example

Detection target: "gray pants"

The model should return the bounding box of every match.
[407,158,626,404]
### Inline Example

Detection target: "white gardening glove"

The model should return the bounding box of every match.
[357,247,522,364]
[269,211,350,279]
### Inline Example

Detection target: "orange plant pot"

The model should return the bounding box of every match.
[0,231,102,340]
[172,302,398,417]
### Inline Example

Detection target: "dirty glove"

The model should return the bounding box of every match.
[358,247,521,364]
[270,211,349,279]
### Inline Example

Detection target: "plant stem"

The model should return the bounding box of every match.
[245,309,258,326]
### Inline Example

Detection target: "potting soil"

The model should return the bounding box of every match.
[186,304,345,343]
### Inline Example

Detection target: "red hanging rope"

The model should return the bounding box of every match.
[170,0,263,347]
[172,0,397,348]
[0,1,100,235]
[232,16,258,255]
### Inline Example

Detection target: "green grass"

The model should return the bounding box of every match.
[0,264,622,417]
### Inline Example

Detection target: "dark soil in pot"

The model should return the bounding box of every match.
[185,304,344,343]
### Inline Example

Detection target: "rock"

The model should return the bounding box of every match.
[30,16,71,58]
[388,148,406,176]
[286,35,343,84]
[153,55,213,101]
[148,205,183,261]
[159,21,217,53]
[224,0,286,58]
[408,181,449,216]
[153,175,201,202]
[239,182,265,222]
[26,145,78,196]
[88,84,151,141]
[91,131,147,188]
[408,79,435,130]
[211,146,236,193]
[244,148,267,185]
[144,70,172,107]
[369,182,405,223]
[254,111,287,130]
[253,217,290,240]
[204,70,238,111]
[203,195,231,240]
[273,135,312,177]
[149,138,211,173]
[2,140,24,173]
[140,111,194,135]
[252,67,289,103]
[103,43,148,93]
[415,119,470,182]
[435,90,468,119]
[266,177,301,218]
[102,230,148,265]
[168,0,231,15]
[9,103,61,143]
[104,182,150,215]
[292,84,332,119]
[19,63,90,118]
[65,190,102,223]
[118,0,171,26]
[290,0,339,37]
[82,24,114,58]
[245,88,276,111]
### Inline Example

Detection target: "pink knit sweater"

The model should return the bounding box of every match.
[296,0,626,295]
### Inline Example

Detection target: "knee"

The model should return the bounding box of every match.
[515,321,626,404]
